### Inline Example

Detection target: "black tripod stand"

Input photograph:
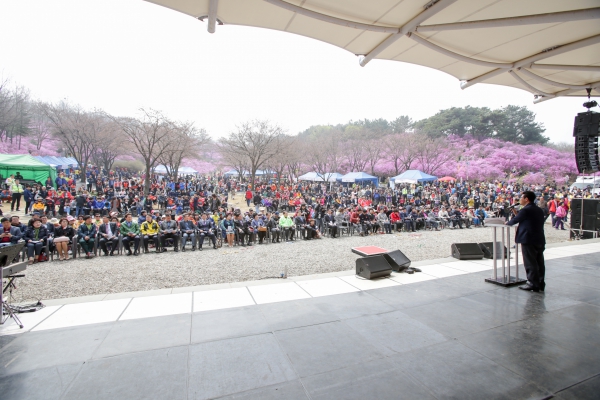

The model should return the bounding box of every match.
[2,274,25,328]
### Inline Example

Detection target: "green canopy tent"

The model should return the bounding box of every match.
[0,154,57,185]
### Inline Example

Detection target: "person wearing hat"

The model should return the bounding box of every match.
[25,218,48,264]
[138,210,148,225]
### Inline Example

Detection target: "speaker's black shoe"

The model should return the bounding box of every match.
[519,283,539,292]
[539,281,546,292]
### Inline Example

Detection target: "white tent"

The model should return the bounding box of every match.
[298,172,343,182]
[179,166,198,174]
[147,1,600,103]
[298,172,322,181]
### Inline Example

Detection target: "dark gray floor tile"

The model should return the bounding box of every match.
[192,306,271,343]
[258,298,340,332]
[433,273,503,295]
[366,280,465,309]
[94,313,191,359]
[0,323,112,377]
[188,333,296,400]
[343,311,447,356]
[586,297,600,306]
[302,357,435,400]
[553,374,600,400]
[390,341,551,400]
[310,291,395,320]
[467,289,581,316]
[553,272,600,289]
[0,334,17,351]
[494,306,600,360]
[402,296,517,338]
[544,280,600,303]
[274,321,384,378]
[259,291,393,332]
[216,380,308,400]
[576,266,600,277]
[64,346,188,400]
[459,322,600,392]
[0,362,82,400]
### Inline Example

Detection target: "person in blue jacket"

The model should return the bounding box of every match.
[23,185,34,215]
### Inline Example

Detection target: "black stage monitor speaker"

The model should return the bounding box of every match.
[451,243,484,260]
[356,256,393,279]
[382,250,412,272]
[478,242,507,259]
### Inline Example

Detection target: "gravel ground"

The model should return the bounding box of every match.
[11,221,570,302]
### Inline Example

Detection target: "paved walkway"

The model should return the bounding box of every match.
[1,241,599,399]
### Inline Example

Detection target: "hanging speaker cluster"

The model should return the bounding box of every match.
[573,111,600,173]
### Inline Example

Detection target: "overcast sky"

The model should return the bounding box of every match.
[0,0,589,143]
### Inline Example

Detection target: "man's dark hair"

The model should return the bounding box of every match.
[522,191,536,203]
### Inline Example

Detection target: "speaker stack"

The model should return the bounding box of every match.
[570,198,600,239]
[573,111,600,173]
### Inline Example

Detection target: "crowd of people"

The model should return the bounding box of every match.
[1,164,597,264]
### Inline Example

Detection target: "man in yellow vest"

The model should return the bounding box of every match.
[10,179,24,212]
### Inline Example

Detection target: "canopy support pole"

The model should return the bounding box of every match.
[207,0,218,33]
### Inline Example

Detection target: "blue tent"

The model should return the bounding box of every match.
[339,172,379,186]
[34,156,58,167]
[391,170,437,183]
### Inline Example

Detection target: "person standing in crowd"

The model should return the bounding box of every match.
[506,190,546,292]
[23,185,34,215]
[10,179,24,212]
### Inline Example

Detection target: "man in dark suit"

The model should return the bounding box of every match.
[98,215,119,256]
[506,191,546,292]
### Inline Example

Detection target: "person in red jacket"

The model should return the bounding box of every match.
[389,208,402,232]
[548,197,558,226]
[245,190,252,207]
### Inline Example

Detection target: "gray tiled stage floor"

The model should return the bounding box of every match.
[1,252,600,399]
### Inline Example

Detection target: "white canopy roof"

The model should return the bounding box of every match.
[147,0,600,103]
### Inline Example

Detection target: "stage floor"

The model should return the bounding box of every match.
[1,241,600,399]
